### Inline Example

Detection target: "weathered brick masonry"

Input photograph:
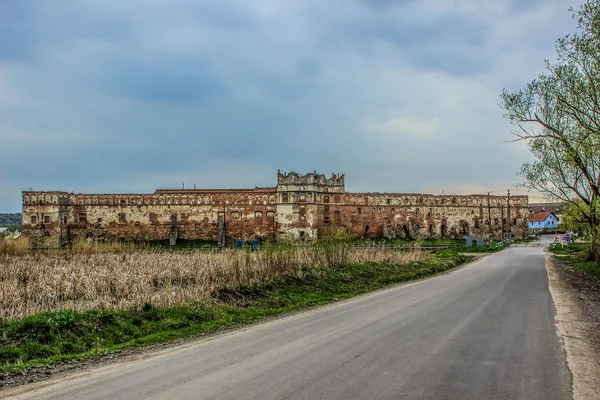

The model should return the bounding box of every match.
[21,171,528,247]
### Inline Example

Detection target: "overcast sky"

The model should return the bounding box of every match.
[0,0,581,212]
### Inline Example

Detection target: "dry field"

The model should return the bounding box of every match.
[0,236,29,256]
[0,243,430,319]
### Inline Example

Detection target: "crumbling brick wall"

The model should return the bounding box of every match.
[22,189,278,247]
[273,172,528,241]
[21,171,528,247]
[313,193,528,240]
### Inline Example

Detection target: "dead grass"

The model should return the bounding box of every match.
[0,237,29,256]
[69,239,149,253]
[0,246,430,319]
[348,245,427,264]
[0,238,146,256]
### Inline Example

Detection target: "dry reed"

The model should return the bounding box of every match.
[68,238,149,253]
[0,236,30,256]
[0,246,430,320]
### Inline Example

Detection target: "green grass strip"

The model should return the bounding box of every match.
[549,242,600,275]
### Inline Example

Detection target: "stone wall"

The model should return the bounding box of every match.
[22,189,277,247]
[21,171,528,247]
[315,192,528,240]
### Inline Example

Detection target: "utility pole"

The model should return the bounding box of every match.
[507,189,511,239]
[487,192,492,246]
[501,205,505,240]
[218,204,227,248]
[58,208,63,249]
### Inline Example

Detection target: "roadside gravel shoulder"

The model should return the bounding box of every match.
[546,254,600,400]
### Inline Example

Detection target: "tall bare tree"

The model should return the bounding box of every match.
[501,1,600,260]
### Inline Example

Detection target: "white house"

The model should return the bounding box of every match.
[528,211,559,230]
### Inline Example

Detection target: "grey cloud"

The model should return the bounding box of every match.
[360,0,417,11]
[294,58,321,78]
[0,1,130,62]
[0,0,586,212]
[324,8,490,76]
[508,0,569,14]
[98,62,226,103]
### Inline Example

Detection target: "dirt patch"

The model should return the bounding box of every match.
[546,255,600,399]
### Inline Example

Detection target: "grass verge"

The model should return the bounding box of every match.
[0,252,469,374]
[549,243,600,275]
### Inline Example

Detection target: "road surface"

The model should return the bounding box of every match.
[9,246,572,400]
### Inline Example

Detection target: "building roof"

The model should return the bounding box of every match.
[528,211,557,222]
[528,203,565,214]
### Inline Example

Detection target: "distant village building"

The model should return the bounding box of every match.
[21,170,530,247]
[528,202,565,215]
[528,211,559,230]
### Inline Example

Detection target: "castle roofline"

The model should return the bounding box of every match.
[346,192,527,199]
[155,187,276,194]
[277,170,345,186]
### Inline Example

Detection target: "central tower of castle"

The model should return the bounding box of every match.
[275,170,345,240]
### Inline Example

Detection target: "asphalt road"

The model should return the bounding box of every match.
[10,246,572,400]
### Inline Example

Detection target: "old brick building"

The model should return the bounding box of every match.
[21,170,529,247]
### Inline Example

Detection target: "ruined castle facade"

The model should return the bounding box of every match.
[21,171,529,247]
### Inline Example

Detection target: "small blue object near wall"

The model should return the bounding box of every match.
[476,238,484,247]
[235,240,244,249]
[251,240,259,251]
[466,235,473,246]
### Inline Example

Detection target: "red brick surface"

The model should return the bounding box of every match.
[21,171,528,246]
